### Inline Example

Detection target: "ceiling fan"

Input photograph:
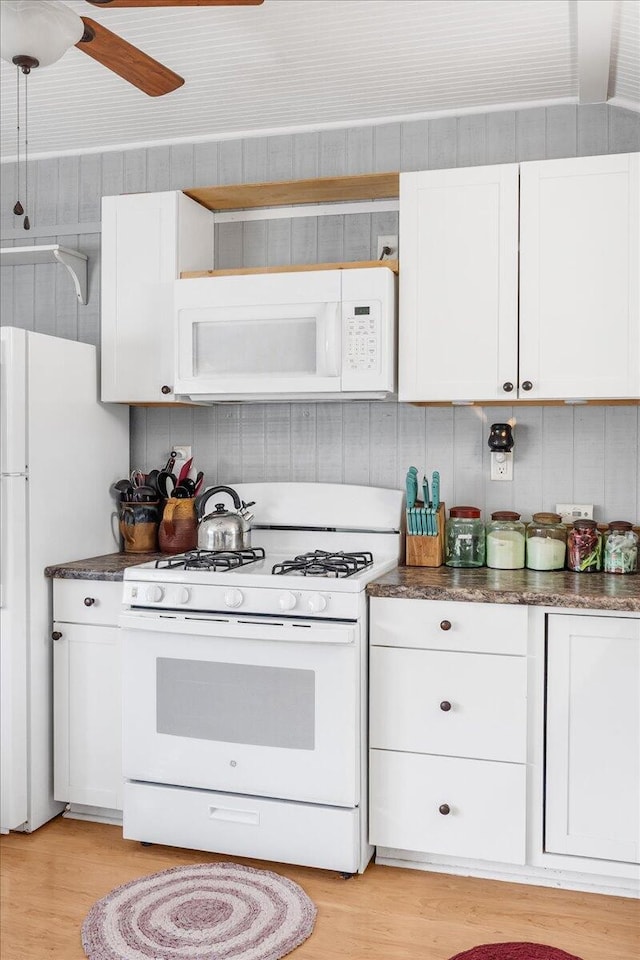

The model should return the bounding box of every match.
[0,0,265,97]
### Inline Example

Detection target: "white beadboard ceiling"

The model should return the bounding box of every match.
[0,0,637,161]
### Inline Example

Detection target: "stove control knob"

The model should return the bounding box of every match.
[279,591,297,611]
[307,593,327,613]
[224,589,244,609]
[144,585,164,603]
[176,587,190,605]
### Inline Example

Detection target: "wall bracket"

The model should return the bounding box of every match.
[0,244,88,305]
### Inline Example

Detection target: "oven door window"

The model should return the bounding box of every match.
[157,659,315,750]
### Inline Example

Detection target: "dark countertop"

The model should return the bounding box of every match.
[46,554,640,611]
[45,552,165,581]
[367,565,640,612]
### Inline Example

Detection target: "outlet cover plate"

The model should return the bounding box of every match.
[556,503,594,524]
[172,445,192,477]
[490,451,513,481]
[376,234,398,260]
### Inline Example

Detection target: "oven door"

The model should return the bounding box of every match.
[121,610,360,808]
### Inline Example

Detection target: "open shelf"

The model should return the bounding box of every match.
[180,259,399,279]
[0,244,88,304]
[184,172,399,211]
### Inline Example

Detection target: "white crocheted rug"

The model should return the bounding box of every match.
[82,861,317,960]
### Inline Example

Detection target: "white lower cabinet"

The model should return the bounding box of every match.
[53,580,123,815]
[370,750,526,864]
[545,614,640,864]
[369,598,528,865]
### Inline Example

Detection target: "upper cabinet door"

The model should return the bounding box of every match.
[101,191,214,404]
[399,164,519,402]
[520,153,640,401]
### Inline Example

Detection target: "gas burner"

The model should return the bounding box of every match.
[272,550,374,578]
[155,547,266,572]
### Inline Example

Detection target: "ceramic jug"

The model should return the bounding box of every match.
[159,497,198,554]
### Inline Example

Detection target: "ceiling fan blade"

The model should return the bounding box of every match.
[85,1,264,7]
[77,17,184,97]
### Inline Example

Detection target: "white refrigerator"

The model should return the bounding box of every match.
[0,327,129,833]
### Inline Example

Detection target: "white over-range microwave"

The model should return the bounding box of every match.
[173,266,396,401]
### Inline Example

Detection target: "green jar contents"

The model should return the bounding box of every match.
[603,521,638,574]
[445,506,485,568]
[525,512,567,571]
[486,511,525,569]
[567,519,602,572]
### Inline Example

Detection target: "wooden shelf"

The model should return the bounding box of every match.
[184,172,399,211]
[181,259,398,279]
[0,244,88,304]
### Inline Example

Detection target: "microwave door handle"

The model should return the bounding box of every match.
[322,301,341,377]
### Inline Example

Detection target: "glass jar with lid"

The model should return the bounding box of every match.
[525,512,567,571]
[486,511,525,569]
[445,506,485,568]
[603,521,638,574]
[567,519,602,572]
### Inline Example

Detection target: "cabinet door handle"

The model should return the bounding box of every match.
[439,700,452,712]
[438,803,451,816]
[439,620,451,631]
[521,380,533,391]
[502,381,514,393]
[161,385,172,395]
[51,631,63,641]
[84,597,96,607]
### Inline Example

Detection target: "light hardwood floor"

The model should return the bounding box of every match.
[1,817,638,960]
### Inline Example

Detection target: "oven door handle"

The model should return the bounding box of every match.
[120,610,357,645]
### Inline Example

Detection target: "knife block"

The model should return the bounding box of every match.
[405,502,446,567]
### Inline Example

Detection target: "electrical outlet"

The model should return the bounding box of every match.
[556,503,593,523]
[172,445,192,477]
[490,451,513,481]
[376,235,398,260]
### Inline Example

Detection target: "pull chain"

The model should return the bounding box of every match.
[23,70,30,230]
[13,66,23,217]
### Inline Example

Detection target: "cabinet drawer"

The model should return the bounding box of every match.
[370,647,527,762]
[53,579,123,626]
[370,597,527,655]
[123,781,360,874]
[370,749,526,864]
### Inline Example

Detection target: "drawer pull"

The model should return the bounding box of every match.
[439,619,452,631]
[439,700,452,712]
[84,597,96,607]
[51,631,63,641]
[438,803,451,816]
[208,806,259,826]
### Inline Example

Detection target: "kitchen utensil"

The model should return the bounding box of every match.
[194,471,205,495]
[177,477,196,496]
[195,485,251,551]
[131,469,146,488]
[172,485,191,499]
[110,478,134,501]
[132,484,158,503]
[156,471,176,499]
[164,451,177,474]
[177,456,194,485]
[431,471,440,511]
[146,469,161,497]
[405,467,418,535]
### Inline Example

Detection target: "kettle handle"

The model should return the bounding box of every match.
[195,485,242,521]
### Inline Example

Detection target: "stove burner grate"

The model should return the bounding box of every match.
[155,547,266,571]
[272,550,373,578]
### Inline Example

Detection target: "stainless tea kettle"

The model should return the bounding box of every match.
[195,485,254,552]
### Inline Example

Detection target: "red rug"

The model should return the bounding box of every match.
[449,944,583,960]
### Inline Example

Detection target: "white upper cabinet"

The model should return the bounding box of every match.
[399,153,639,403]
[399,164,519,402]
[519,153,639,401]
[101,191,214,404]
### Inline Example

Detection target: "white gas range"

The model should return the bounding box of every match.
[121,482,403,875]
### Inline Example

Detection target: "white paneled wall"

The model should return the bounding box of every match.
[1,104,639,522]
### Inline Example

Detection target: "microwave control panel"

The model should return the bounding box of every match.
[344,302,381,372]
